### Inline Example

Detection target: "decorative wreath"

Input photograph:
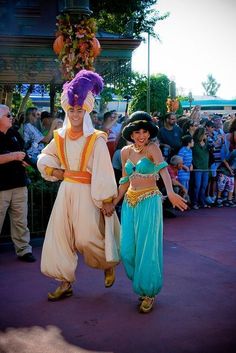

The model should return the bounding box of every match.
[53,13,101,80]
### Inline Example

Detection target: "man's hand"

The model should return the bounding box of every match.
[101,202,115,217]
[11,151,26,161]
[52,168,64,180]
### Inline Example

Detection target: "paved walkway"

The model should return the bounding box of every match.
[0,207,236,353]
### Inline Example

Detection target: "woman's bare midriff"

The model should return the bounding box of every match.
[130,176,157,191]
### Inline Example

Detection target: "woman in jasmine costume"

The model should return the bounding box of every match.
[113,111,187,313]
[37,70,120,301]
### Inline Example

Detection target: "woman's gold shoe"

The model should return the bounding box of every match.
[138,296,145,302]
[104,267,115,288]
[48,284,73,301]
[139,296,155,313]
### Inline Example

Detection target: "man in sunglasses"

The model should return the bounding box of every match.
[0,104,36,262]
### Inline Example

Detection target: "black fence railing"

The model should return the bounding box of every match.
[0,181,60,242]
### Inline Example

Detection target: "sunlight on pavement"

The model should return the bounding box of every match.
[0,326,113,353]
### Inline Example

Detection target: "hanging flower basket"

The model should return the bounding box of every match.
[53,13,101,80]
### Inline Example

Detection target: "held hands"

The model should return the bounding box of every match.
[101,202,115,217]
[168,191,188,212]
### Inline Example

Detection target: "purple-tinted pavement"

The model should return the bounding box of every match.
[0,207,236,353]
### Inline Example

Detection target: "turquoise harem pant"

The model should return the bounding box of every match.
[120,193,163,297]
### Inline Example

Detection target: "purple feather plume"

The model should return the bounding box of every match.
[63,70,104,107]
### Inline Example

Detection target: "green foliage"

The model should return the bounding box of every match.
[26,167,60,193]
[202,74,221,96]
[175,99,183,116]
[11,86,33,117]
[11,92,22,116]
[100,86,117,104]
[99,85,119,112]
[90,0,169,39]
[128,72,170,116]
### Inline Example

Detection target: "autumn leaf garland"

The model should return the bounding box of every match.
[54,13,100,80]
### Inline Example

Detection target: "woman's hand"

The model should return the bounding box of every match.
[168,191,188,211]
[101,202,115,217]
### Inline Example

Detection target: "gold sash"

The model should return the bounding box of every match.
[63,170,92,184]
[125,186,161,207]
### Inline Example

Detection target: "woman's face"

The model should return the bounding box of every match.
[189,122,198,134]
[200,132,206,142]
[67,106,85,130]
[131,128,150,146]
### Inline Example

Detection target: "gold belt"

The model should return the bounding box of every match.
[125,186,161,207]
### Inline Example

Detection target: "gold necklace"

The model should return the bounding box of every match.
[132,144,145,153]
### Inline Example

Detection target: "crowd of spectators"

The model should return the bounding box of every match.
[157,109,236,215]
[1,89,235,267]
[1,102,236,263]
[12,107,64,166]
[96,107,236,217]
[8,105,236,219]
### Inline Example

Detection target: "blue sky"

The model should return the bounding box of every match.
[132,0,236,99]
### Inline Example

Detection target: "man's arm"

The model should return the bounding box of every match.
[0,151,26,164]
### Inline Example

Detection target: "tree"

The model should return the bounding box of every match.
[99,86,118,114]
[202,74,221,97]
[9,85,34,117]
[16,84,34,116]
[127,72,170,116]
[90,0,169,39]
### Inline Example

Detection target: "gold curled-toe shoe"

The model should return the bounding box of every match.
[139,296,155,313]
[104,267,115,288]
[138,296,145,302]
[48,284,73,301]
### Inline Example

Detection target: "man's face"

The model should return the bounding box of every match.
[92,113,99,124]
[214,118,222,129]
[0,108,12,131]
[206,125,214,134]
[67,106,85,130]
[29,109,38,125]
[111,111,117,120]
[167,114,176,126]
[177,162,183,170]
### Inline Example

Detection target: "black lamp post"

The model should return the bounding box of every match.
[123,94,131,116]
[63,0,92,15]
[147,32,151,114]
[188,91,193,111]
[169,80,176,99]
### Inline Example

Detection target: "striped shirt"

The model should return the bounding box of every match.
[178,146,192,182]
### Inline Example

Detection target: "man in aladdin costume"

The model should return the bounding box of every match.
[37,70,120,301]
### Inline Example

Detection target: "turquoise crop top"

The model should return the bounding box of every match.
[119,158,168,184]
